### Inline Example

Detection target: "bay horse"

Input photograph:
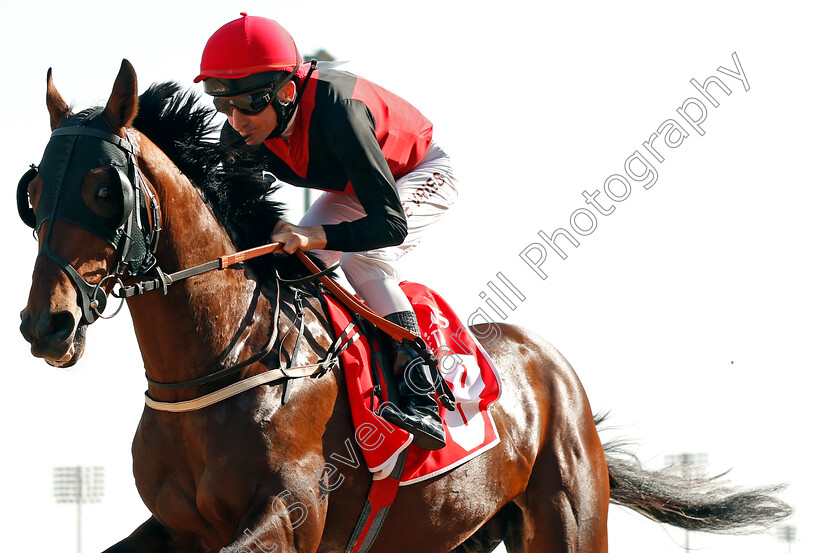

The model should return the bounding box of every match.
[18,60,790,553]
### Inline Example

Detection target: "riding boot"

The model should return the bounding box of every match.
[380,311,447,451]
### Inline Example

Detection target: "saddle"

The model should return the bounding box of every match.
[321,279,502,553]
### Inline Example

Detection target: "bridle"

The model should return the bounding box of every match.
[16,109,335,321]
[17,109,161,324]
[16,109,338,398]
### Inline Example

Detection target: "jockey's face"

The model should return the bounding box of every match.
[226,81,296,146]
[227,103,278,146]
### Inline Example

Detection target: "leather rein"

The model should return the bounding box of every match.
[121,242,423,344]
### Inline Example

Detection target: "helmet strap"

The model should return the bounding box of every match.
[267,60,317,140]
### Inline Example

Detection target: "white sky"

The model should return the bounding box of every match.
[1,1,836,552]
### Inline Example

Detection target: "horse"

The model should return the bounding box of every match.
[18,60,790,553]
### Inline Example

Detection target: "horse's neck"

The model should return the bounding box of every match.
[127,133,275,389]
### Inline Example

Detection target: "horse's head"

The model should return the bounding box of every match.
[19,60,158,367]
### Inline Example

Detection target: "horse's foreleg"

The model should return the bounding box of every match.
[219,496,328,553]
[103,516,188,553]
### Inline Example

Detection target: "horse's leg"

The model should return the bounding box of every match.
[507,345,611,553]
[449,503,526,553]
[103,517,189,553]
[217,496,329,553]
[514,434,610,553]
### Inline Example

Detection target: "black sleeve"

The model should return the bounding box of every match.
[317,99,407,252]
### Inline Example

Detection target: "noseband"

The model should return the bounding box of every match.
[17,109,161,324]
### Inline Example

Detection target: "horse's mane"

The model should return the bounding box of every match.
[131,82,317,282]
[132,81,281,249]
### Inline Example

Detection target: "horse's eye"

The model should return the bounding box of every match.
[97,186,111,200]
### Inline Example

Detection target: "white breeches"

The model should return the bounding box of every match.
[299,141,458,315]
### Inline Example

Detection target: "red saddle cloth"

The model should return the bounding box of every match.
[322,281,502,485]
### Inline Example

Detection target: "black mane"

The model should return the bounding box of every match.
[132,82,316,281]
[133,81,282,249]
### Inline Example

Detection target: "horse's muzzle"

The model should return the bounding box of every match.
[19,307,85,366]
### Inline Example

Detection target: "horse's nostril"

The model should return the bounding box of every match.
[21,309,76,344]
[47,310,76,343]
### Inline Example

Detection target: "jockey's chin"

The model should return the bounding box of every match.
[228,106,278,146]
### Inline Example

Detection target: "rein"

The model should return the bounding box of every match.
[122,243,422,344]
[118,242,341,298]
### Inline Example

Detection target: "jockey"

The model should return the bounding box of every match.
[195,13,457,450]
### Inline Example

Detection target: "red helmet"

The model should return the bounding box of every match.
[194,13,303,92]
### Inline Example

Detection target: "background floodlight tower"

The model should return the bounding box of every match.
[777,524,796,553]
[53,466,105,553]
[664,452,708,552]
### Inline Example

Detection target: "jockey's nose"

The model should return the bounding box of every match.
[228,108,245,131]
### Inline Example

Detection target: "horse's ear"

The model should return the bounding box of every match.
[46,68,72,131]
[103,59,138,132]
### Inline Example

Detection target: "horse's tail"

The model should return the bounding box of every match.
[596,415,792,533]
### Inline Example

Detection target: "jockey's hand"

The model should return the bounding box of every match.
[270,221,328,254]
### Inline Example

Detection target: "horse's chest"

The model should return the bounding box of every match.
[132,407,272,544]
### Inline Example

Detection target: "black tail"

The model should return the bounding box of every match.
[598,417,792,533]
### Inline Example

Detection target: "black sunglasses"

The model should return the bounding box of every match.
[213,87,277,116]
